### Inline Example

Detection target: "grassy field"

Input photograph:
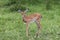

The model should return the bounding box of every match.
[0,3,60,40]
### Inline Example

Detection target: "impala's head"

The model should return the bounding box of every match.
[18,8,29,15]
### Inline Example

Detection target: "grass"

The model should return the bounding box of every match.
[0,5,60,40]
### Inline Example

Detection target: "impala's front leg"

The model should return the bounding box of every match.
[35,20,41,37]
[26,22,29,37]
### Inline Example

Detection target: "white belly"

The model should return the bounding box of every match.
[24,17,37,24]
[30,17,36,23]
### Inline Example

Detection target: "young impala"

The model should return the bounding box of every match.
[18,8,42,37]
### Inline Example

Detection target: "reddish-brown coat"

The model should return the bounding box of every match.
[23,13,42,23]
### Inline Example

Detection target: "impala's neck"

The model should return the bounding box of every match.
[22,13,27,23]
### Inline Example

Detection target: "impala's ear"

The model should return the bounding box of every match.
[18,9,21,13]
[24,8,29,13]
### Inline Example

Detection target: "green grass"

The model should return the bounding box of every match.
[0,5,60,40]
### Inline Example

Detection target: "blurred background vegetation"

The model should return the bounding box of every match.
[0,0,60,11]
[0,0,60,40]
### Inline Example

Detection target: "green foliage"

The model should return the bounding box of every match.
[0,0,60,40]
[46,0,51,10]
[0,0,8,7]
[9,4,27,11]
[0,0,60,11]
[0,5,60,40]
[7,0,29,11]
[53,0,60,4]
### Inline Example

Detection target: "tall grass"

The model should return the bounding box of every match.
[0,5,60,40]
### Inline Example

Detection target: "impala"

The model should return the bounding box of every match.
[18,8,42,37]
